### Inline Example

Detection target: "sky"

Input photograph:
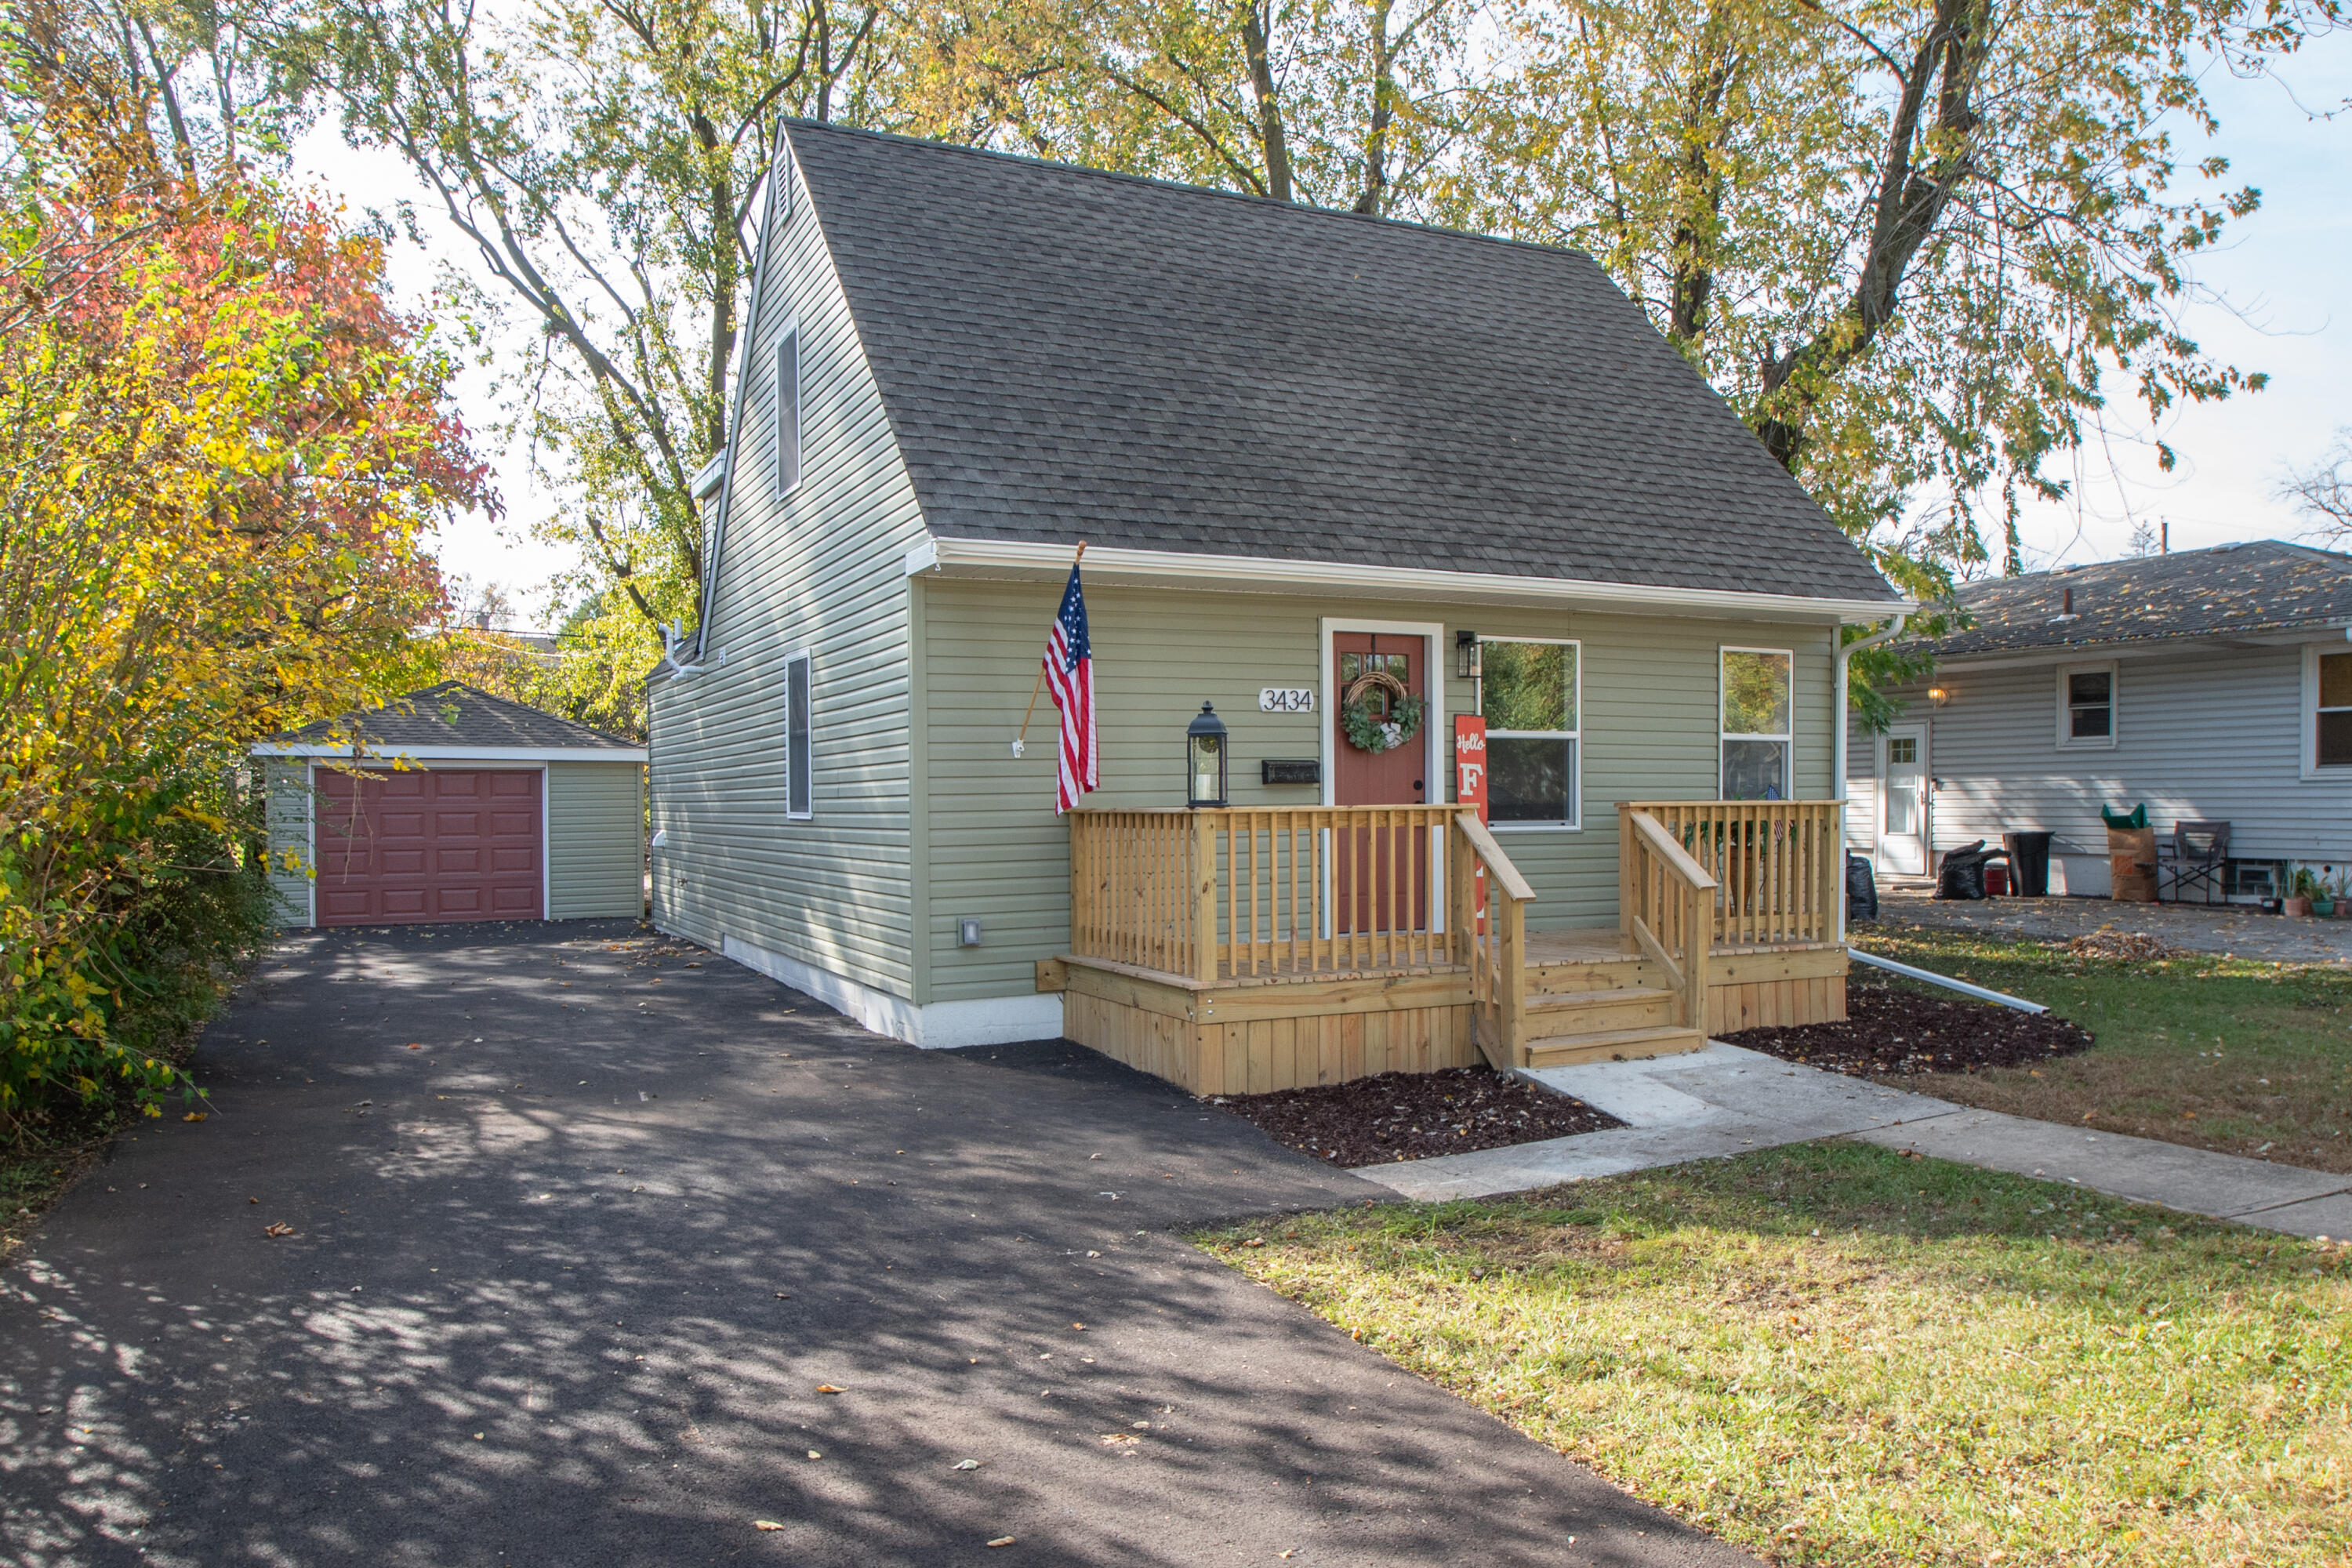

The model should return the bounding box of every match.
[291,39,2352,622]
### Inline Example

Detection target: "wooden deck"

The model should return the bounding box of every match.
[1045,801,1849,1096]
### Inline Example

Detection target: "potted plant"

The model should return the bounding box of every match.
[2285,867,2318,918]
[2333,872,2352,918]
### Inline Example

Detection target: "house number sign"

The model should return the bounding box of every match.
[1258,688,1316,713]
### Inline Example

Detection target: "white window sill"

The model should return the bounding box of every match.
[1491,822,1581,833]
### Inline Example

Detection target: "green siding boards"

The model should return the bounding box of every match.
[915,577,1838,1004]
[645,146,926,996]
[547,761,647,919]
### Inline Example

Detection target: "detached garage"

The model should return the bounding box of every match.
[254,682,648,927]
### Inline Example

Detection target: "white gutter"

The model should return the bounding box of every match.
[1831,610,1911,941]
[904,537,1912,623]
[1849,948,2048,1014]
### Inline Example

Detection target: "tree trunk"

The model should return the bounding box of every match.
[1240,1,1294,202]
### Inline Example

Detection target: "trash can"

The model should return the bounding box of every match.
[1846,854,1878,924]
[2003,831,2053,898]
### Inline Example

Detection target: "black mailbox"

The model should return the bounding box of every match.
[1261,758,1320,786]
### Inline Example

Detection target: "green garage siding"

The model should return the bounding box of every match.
[548,761,646,919]
[262,757,314,926]
[915,576,1839,1004]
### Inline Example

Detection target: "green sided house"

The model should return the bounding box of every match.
[254,682,648,927]
[648,123,1907,1090]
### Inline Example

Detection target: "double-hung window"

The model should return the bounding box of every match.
[785,651,813,818]
[1720,648,1791,800]
[775,328,801,496]
[2057,662,2115,747]
[2312,650,2352,770]
[1480,639,1579,827]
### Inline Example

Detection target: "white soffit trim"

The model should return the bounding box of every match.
[251,744,648,762]
[905,536,1910,623]
[720,934,1064,1049]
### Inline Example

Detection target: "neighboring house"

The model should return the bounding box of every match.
[254,682,648,927]
[1846,541,2352,899]
[649,122,1905,1088]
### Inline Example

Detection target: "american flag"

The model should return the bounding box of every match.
[1044,561,1097,814]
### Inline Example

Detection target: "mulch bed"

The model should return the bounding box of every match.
[1207,1067,1624,1167]
[1723,981,2095,1077]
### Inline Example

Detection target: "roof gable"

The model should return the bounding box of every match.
[781,123,1897,606]
[1925,542,2352,658]
[268,683,641,752]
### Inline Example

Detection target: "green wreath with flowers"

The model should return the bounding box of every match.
[1341,670,1426,753]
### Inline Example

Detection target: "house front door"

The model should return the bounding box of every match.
[1878,723,1929,877]
[1333,631,1430,934]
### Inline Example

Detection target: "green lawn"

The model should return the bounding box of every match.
[1851,927,2352,1173]
[1202,1145,2352,1568]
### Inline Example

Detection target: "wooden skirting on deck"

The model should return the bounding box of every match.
[1047,938,1846,1096]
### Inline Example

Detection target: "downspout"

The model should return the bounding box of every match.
[1833,612,1911,942]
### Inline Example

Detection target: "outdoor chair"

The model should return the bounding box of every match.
[2155,820,2230,906]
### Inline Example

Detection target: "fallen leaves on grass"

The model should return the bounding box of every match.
[2061,927,2176,962]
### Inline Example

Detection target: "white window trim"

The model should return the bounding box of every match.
[2056,660,2118,750]
[784,648,814,820]
[775,325,801,498]
[2301,642,2352,779]
[1480,635,1582,832]
[1719,645,1794,799]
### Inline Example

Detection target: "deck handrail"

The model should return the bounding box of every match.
[1450,809,1534,1069]
[1617,800,1844,949]
[1619,810,1716,1034]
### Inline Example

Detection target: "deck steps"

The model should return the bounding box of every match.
[1523,1023,1709,1069]
[1513,975,1709,1069]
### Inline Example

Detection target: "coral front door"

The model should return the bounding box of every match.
[1333,631,1430,935]
[315,768,543,925]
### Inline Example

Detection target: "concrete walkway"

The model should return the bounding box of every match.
[1360,1044,2352,1239]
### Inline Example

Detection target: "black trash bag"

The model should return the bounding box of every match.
[1846,854,1879,924]
[1933,840,2010,901]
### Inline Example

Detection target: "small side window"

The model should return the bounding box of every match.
[2317,652,2352,768]
[2059,664,2115,746]
[786,652,812,818]
[775,329,801,496]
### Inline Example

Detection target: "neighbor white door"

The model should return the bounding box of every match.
[1877,724,1929,877]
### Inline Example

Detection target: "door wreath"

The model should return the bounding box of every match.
[1341,669,1426,753]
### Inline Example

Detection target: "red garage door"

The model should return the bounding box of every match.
[315,768,543,926]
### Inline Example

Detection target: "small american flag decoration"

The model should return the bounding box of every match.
[1044,561,1098,813]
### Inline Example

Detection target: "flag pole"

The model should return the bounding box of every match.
[1014,542,1086,757]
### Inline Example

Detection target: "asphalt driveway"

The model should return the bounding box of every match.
[3,922,1751,1567]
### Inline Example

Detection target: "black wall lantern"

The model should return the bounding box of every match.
[1186,702,1229,808]
[1454,628,1481,681]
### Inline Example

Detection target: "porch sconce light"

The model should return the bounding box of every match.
[1454,628,1481,681]
[1186,702,1229,808]
[1929,686,1950,707]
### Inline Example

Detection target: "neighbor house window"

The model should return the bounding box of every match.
[786,652,813,818]
[1480,640,1578,827]
[775,328,801,495]
[2058,663,2115,747]
[1721,648,1791,799]
[2315,651,2352,768]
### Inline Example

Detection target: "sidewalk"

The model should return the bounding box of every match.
[1359,1043,2352,1238]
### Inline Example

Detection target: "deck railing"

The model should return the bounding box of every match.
[1619,800,1843,949]
[1450,812,1536,1069]
[1618,810,1718,1031]
[1067,805,1468,983]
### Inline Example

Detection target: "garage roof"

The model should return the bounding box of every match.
[254,683,645,758]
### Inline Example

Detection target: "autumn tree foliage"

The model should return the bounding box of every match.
[0,5,493,1134]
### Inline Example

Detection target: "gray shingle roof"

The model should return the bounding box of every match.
[784,124,1898,605]
[270,683,640,750]
[1922,542,2352,659]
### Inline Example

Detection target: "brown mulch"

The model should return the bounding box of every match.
[1722,982,2095,1077]
[1207,1067,1624,1167]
